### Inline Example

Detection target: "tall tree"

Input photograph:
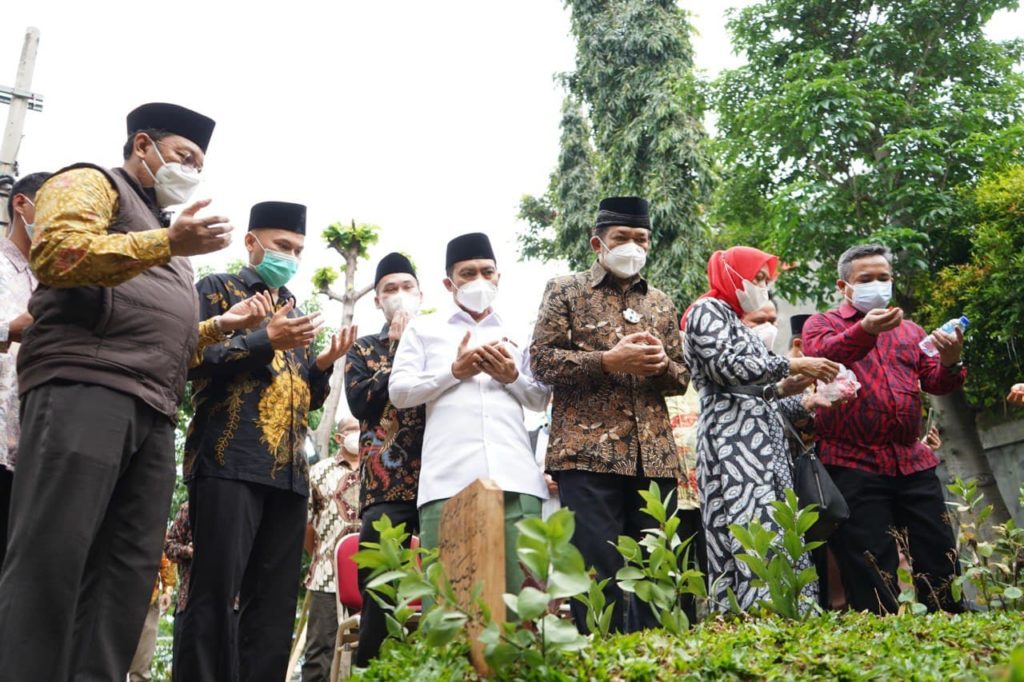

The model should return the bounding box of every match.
[713,0,1024,519]
[519,0,716,308]
[714,0,1024,309]
[309,220,379,459]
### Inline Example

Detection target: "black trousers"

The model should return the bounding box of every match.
[174,477,306,682]
[0,382,176,681]
[827,466,965,614]
[557,470,677,633]
[0,466,12,570]
[301,589,339,682]
[355,501,419,668]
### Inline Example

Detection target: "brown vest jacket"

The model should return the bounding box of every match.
[18,164,199,419]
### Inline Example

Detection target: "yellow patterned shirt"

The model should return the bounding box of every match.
[30,167,171,288]
[31,166,224,359]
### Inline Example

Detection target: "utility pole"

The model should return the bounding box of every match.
[0,27,44,231]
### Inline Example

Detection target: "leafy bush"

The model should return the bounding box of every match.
[949,478,1024,610]
[728,489,822,619]
[359,611,1024,681]
[479,508,590,676]
[615,483,706,633]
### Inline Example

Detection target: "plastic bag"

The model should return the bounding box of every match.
[816,363,861,403]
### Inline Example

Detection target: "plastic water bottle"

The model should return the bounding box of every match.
[919,315,969,357]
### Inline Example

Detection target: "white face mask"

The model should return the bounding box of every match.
[727,263,771,313]
[749,322,778,351]
[342,432,360,456]
[599,239,647,279]
[736,278,770,313]
[456,278,498,313]
[381,291,421,320]
[142,138,202,208]
[845,280,892,313]
[9,198,34,241]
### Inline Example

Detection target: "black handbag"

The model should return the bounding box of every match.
[780,413,849,541]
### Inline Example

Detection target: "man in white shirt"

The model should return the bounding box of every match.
[389,232,549,593]
[0,171,49,569]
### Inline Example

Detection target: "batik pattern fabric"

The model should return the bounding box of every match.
[30,167,171,288]
[184,267,332,497]
[665,384,701,511]
[683,297,817,612]
[165,502,192,612]
[306,458,361,592]
[0,239,36,471]
[529,261,689,479]
[344,327,424,513]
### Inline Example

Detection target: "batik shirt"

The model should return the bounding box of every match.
[165,502,192,613]
[28,166,224,371]
[345,325,424,513]
[184,267,333,496]
[306,457,361,592]
[0,239,36,471]
[665,385,701,510]
[530,260,689,479]
[30,167,172,288]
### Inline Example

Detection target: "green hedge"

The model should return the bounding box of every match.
[359,611,1024,681]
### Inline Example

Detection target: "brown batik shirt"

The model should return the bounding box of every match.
[530,260,689,479]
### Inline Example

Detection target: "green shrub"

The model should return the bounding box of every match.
[728,489,823,619]
[949,478,1024,610]
[359,611,1024,681]
[615,483,706,634]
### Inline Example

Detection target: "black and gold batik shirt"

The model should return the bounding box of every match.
[184,267,332,496]
[344,325,425,513]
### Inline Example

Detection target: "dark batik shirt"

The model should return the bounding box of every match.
[165,502,192,613]
[345,324,424,513]
[803,302,966,476]
[530,260,689,479]
[184,267,332,496]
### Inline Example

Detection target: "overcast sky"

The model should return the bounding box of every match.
[3,1,1022,346]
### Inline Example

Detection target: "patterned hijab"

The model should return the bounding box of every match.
[681,246,778,328]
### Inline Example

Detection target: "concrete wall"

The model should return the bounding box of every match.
[977,419,1024,524]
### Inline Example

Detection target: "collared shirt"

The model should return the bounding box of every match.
[344,324,424,513]
[306,457,361,592]
[165,503,192,612]
[0,238,36,471]
[803,302,967,476]
[529,261,689,479]
[31,167,172,288]
[184,267,333,496]
[389,304,550,507]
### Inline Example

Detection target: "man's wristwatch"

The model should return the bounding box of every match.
[942,360,964,371]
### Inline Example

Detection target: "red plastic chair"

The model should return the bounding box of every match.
[329,533,421,680]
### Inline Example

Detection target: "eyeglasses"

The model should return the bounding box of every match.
[153,139,202,174]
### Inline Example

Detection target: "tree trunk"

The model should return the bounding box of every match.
[932,389,1011,527]
[310,240,372,459]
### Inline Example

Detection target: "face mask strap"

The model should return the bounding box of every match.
[252,235,299,264]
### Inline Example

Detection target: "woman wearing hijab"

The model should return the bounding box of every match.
[682,246,840,611]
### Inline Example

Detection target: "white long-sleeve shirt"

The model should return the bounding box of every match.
[389,304,550,507]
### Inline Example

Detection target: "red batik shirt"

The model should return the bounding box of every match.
[802,303,966,476]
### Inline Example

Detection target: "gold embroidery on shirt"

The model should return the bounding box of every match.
[257,352,311,478]
[216,376,260,465]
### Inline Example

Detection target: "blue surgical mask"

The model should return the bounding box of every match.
[253,236,299,288]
